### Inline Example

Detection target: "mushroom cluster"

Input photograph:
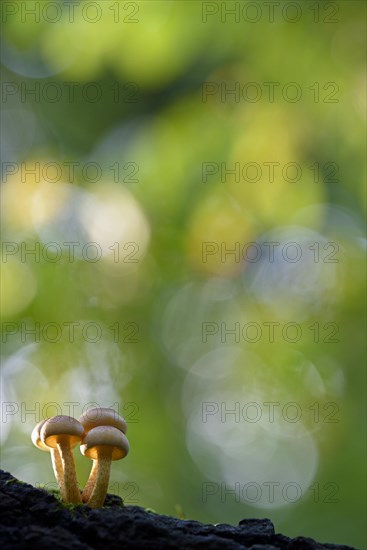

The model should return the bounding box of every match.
[31,408,129,508]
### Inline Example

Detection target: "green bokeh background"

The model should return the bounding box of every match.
[0,1,365,548]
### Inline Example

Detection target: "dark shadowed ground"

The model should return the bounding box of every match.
[0,470,358,550]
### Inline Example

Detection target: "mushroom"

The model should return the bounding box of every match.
[80,425,129,508]
[79,408,127,503]
[41,415,84,504]
[79,407,127,433]
[31,419,65,500]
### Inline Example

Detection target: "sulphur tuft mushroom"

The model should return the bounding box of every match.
[41,415,84,504]
[79,407,127,433]
[79,408,127,503]
[31,419,65,500]
[80,425,129,508]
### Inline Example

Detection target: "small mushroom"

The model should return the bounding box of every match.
[41,415,84,504]
[79,408,127,502]
[80,425,129,508]
[79,407,127,433]
[31,419,65,499]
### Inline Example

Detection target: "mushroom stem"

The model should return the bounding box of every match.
[82,459,98,503]
[50,448,65,499]
[87,449,112,509]
[57,440,81,504]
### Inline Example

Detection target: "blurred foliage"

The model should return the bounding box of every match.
[0,1,366,548]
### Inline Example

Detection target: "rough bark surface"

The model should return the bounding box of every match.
[0,470,357,550]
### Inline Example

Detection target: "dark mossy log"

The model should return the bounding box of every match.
[0,470,357,550]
